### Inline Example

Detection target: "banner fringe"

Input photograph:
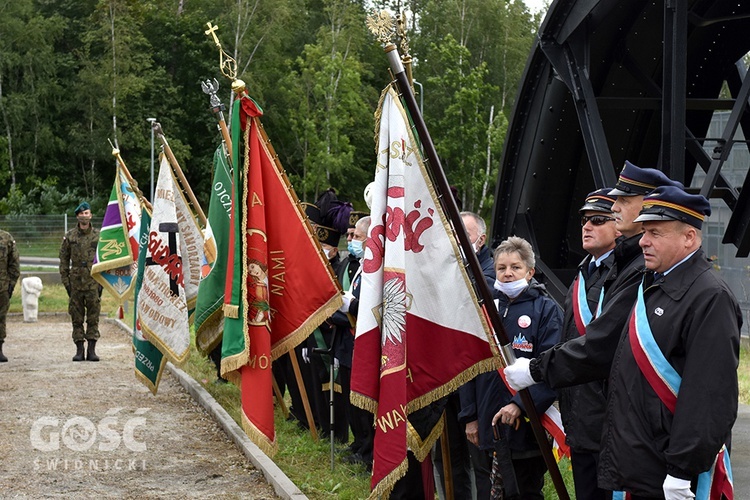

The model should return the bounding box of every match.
[223,304,239,319]
[241,409,278,457]
[350,391,378,415]
[269,294,343,360]
[368,457,408,500]
[407,416,445,463]
[195,309,224,355]
[407,357,499,413]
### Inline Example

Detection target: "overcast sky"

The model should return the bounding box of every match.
[524,0,550,15]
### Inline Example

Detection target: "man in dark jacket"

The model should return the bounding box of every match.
[559,188,618,500]
[598,186,739,498]
[461,211,495,288]
[504,162,683,388]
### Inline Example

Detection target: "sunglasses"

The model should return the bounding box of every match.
[581,215,616,226]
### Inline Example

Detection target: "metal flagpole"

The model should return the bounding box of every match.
[371,13,570,499]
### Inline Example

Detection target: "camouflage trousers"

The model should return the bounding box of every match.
[69,288,101,342]
[0,289,8,342]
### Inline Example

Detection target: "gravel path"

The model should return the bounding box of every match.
[0,315,278,499]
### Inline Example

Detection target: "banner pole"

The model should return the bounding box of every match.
[383,42,570,500]
[152,122,208,228]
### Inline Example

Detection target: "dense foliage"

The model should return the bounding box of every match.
[0,0,540,219]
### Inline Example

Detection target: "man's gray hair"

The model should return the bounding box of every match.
[460,211,486,236]
[356,216,371,233]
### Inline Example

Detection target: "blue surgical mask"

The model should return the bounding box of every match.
[493,276,529,298]
[348,239,365,259]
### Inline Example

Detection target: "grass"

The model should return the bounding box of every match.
[17,280,750,499]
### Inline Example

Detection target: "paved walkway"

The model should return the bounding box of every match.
[0,315,290,499]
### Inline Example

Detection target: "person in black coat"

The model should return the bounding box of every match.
[462,236,562,499]
[558,189,618,500]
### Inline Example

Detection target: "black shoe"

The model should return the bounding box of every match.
[0,342,7,362]
[213,377,228,385]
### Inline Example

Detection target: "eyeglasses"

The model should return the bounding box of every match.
[581,215,616,226]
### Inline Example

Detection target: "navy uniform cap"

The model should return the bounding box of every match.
[75,201,91,214]
[634,186,711,229]
[608,161,683,196]
[579,188,616,213]
[315,224,342,247]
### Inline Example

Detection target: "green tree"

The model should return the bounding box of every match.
[276,0,376,205]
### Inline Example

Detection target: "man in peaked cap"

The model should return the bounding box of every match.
[591,186,739,498]
[558,188,618,500]
[59,201,101,361]
[499,162,686,494]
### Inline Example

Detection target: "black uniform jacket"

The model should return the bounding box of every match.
[558,251,614,453]
[598,249,741,496]
[532,233,644,388]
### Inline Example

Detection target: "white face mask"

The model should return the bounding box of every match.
[493,276,529,298]
[325,247,336,260]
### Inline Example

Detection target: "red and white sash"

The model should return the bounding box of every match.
[628,280,733,500]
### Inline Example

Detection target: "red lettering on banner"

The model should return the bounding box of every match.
[147,232,184,287]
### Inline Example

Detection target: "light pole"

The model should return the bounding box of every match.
[147,117,157,201]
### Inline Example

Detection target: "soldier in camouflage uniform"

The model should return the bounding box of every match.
[59,202,101,361]
[0,228,20,362]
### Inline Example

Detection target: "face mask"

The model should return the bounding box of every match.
[77,215,92,225]
[325,248,336,260]
[493,276,529,298]
[348,239,365,259]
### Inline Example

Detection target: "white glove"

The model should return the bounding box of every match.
[663,474,694,499]
[333,357,340,370]
[301,348,310,364]
[338,291,354,313]
[503,357,537,391]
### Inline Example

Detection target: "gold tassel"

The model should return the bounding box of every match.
[223,303,239,318]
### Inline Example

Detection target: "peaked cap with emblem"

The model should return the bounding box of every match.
[579,188,615,213]
[634,185,711,229]
[608,161,683,196]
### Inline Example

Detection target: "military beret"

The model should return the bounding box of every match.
[579,188,616,214]
[75,202,91,214]
[608,161,683,196]
[634,185,711,229]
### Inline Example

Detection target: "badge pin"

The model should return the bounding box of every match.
[655,307,664,316]
[518,315,532,328]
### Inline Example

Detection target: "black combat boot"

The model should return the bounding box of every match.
[72,341,85,361]
[0,341,7,362]
[86,340,99,362]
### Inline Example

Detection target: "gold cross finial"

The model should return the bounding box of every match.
[205,22,220,47]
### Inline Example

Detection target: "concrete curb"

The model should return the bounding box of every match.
[108,318,307,500]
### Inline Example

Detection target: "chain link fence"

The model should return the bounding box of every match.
[0,215,104,260]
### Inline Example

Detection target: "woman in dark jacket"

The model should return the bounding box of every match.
[459,236,563,499]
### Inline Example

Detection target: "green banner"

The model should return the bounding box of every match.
[194,145,233,354]
[132,208,167,394]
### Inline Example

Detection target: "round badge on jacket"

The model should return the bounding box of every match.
[518,315,531,328]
